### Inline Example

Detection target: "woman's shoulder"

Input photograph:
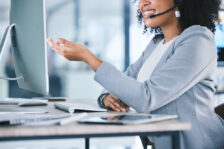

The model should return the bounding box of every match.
[145,25,216,55]
[177,25,215,42]
[182,25,213,33]
[150,25,215,47]
[174,25,217,61]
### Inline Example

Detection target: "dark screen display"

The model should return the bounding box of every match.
[215,11,224,66]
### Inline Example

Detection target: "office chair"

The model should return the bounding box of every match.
[215,103,224,120]
[215,104,224,149]
[140,136,155,149]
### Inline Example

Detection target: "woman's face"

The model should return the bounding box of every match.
[139,0,177,28]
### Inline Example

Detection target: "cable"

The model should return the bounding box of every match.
[0,75,23,81]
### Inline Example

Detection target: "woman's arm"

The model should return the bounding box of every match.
[97,42,151,110]
[47,38,102,72]
[94,29,217,112]
[47,38,129,112]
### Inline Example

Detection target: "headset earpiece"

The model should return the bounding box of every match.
[150,0,183,19]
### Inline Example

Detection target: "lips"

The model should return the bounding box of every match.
[143,9,156,18]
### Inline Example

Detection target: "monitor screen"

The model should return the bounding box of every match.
[216,11,224,66]
[9,0,49,95]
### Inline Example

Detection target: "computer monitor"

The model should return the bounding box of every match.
[0,0,49,95]
[216,11,224,67]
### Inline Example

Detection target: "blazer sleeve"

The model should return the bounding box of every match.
[97,48,145,108]
[94,28,217,112]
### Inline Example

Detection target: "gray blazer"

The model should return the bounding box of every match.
[95,25,224,149]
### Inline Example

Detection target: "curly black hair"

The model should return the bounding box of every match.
[134,0,222,41]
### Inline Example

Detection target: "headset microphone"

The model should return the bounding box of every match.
[149,0,183,19]
[150,6,177,19]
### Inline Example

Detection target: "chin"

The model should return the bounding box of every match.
[144,18,159,28]
[144,22,158,28]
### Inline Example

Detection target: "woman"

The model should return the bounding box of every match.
[47,0,224,148]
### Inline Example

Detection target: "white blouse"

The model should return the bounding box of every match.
[137,38,176,82]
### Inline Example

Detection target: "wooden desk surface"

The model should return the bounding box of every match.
[0,100,191,139]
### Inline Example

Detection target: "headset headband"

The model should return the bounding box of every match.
[174,0,183,6]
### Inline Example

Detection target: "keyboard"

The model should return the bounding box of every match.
[0,98,47,106]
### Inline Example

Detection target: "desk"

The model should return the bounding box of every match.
[0,101,191,149]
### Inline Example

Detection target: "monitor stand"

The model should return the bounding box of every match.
[0,24,24,81]
[33,96,67,102]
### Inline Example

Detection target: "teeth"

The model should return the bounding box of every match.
[144,10,156,15]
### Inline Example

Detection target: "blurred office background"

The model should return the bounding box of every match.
[0,0,151,102]
[1,0,224,104]
[0,0,150,148]
[0,0,224,149]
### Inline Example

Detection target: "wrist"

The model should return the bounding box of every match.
[82,49,92,64]
[83,51,103,72]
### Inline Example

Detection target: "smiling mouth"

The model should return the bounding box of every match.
[143,9,156,18]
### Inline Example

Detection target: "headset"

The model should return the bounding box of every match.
[150,0,183,18]
[174,0,183,7]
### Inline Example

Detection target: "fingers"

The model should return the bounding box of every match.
[47,38,63,54]
[104,98,119,112]
[56,38,72,47]
[113,100,127,112]
[47,37,89,62]
[103,94,129,112]
[110,95,129,111]
[110,94,119,100]
[47,38,54,47]
[119,103,129,111]
[110,94,129,108]
[47,38,72,58]
[119,100,129,108]
[108,103,122,112]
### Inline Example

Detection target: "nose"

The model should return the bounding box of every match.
[139,0,151,11]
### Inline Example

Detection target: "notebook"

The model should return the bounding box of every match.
[54,102,107,113]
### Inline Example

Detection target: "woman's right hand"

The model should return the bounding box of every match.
[103,94,129,112]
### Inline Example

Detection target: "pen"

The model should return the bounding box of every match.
[58,113,88,125]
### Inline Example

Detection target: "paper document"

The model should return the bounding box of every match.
[0,107,48,114]
[0,98,47,105]
[0,113,71,126]
[59,113,88,125]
